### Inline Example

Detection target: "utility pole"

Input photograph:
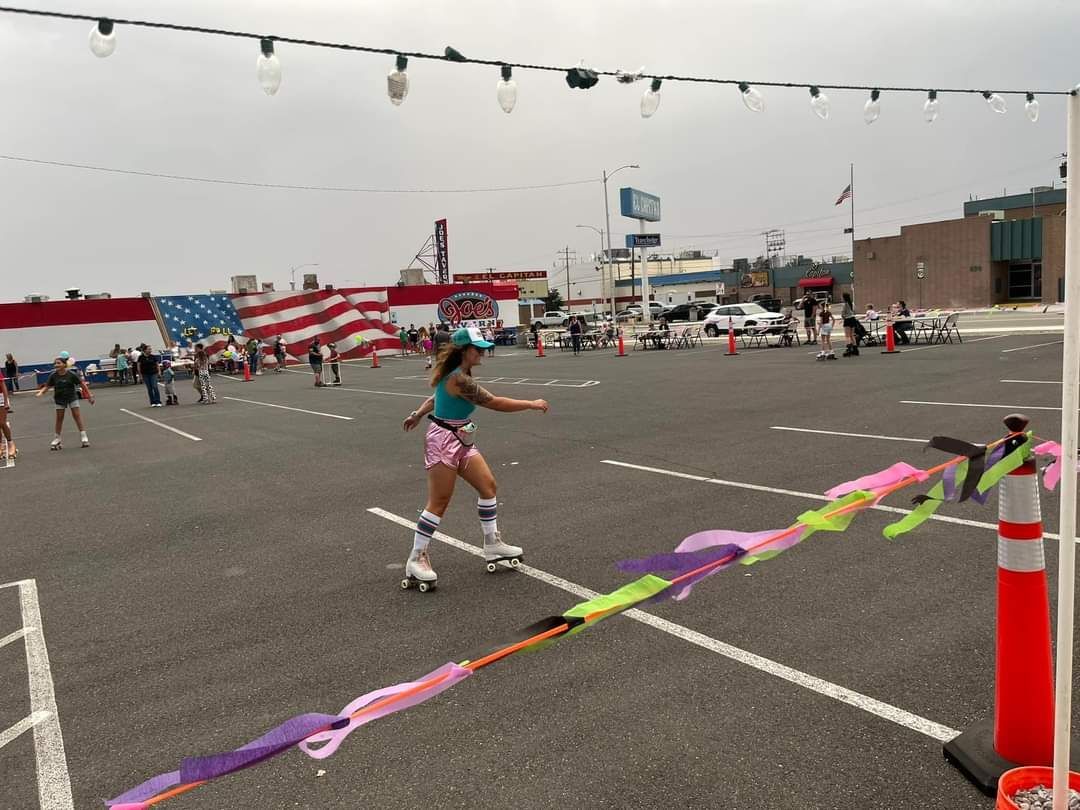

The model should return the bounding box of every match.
[556,246,576,309]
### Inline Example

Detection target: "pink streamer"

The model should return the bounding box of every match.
[824,462,929,500]
[297,662,471,760]
[1033,440,1078,491]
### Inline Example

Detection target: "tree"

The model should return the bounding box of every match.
[543,289,564,312]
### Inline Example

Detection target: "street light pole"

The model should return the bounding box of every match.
[602,164,639,321]
[290,262,319,291]
[575,224,605,314]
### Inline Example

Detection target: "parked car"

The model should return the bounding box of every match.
[749,295,783,313]
[533,311,570,329]
[702,303,787,336]
[615,302,667,322]
[662,302,719,322]
[566,312,607,329]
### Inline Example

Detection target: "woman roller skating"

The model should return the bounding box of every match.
[401,327,548,591]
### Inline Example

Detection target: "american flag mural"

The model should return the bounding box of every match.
[155,290,399,364]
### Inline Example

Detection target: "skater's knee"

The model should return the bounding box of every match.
[426,497,451,515]
[477,479,496,500]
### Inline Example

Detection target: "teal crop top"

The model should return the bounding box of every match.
[433,369,476,420]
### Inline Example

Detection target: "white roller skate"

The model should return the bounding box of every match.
[483,532,523,573]
[80,432,89,448]
[401,549,438,593]
[50,436,62,451]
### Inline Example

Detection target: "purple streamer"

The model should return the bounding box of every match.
[615,544,744,576]
[106,771,181,807]
[675,528,791,554]
[180,712,345,783]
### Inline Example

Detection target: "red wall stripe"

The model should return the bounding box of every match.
[0,298,156,328]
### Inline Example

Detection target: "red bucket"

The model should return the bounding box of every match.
[997,766,1080,809]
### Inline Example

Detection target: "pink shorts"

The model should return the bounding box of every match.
[424,421,479,471]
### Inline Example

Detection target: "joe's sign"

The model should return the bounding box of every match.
[438,291,499,324]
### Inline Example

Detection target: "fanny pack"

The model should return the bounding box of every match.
[428,415,478,446]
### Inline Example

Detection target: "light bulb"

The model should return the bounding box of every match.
[809,86,830,120]
[863,89,881,124]
[641,79,661,118]
[923,90,940,124]
[1025,92,1039,123]
[388,55,409,106]
[89,19,116,58]
[496,65,517,113]
[983,91,1007,114]
[737,82,765,113]
[256,39,281,96]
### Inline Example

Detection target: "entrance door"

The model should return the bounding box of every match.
[1008,262,1042,300]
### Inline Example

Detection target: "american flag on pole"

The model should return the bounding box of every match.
[155,290,400,365]
[835,184,852,205]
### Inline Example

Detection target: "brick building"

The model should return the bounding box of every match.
[853,188,1066,309]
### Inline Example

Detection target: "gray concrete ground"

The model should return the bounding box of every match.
[1,331,1077,809]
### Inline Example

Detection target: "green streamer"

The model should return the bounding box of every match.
[741,491,873,566]
[883,480,946,539]
[976,437,1031,495]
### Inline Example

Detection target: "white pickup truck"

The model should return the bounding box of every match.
[532,311,570,329]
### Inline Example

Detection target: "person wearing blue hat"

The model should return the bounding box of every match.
[400,326,549,591]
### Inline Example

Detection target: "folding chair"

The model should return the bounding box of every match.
[938,312,962,343]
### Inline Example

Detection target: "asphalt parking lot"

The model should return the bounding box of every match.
[1,330,1076,809]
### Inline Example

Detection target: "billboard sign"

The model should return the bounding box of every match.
[619,187,661,221]
[434,219,449,283]
[452,270,547,282]
[437,290,500,324]
[625,233,662,249]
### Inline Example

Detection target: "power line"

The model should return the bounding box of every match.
[0,5,1073,96]
[0,154,597,194]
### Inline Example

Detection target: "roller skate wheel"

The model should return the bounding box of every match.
[485,562,498,573]
[418,581,430,593]
[509,557,521,568]
[400,579,411,590]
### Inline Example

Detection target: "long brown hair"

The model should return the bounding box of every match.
[430,342,468,386]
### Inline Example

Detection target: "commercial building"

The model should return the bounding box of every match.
[853,188,1066,310]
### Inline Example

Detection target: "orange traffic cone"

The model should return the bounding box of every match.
[882,322,901,354]
[536,336,545,358]
[725,320,738,356]
[617,330,626,357]
[242,359,252,381]
[371,349,380,369]
[944,414,1060,795]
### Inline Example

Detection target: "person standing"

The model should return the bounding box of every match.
[4,353,18,394]
[193,343,217,404]
[308,337,324,387]
[401,327,549,589]
[273,335,287,372]
[36,357,94,448]
[431,323,450,370]
[246,336,260,376]
[407,324,420,355]
[398,326,409,357]
[128,347,141,385]
[816,305,836,360]
[326,342,341,385]
[162,361,179,405]
[841,292,859,357]
[139,348,163,407]
[0,375,15,459]
[801,295,818,344]
[568,315,583,356]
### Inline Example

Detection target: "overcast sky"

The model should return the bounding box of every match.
[0,0,1075,300]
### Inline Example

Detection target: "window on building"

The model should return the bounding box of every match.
[1007,263,1042,300]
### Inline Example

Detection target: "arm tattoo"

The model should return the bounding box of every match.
[457,374,494,406]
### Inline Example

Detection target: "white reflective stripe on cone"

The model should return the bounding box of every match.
[998,535,1047,572]
[998,473,1042,525]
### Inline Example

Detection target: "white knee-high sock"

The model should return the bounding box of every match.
[477,497,498,539]
[412,510,441,554]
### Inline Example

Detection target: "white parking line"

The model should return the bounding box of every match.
[901,400,1065,412]
[368,506,958,743]
[0,625,35,649]
[393,374,600,388]
[0,711,52,752]
[1001,340,1064,353]
[330,387,427,399]
[771,426,925,444]
[212,373,244,382]
[119,408,203,441]
[222,396,354,420]
[1000,379,1062,385]
[16,578,74,809]
[599,458,1064,541]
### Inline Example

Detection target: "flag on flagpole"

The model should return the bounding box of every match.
[834,184,852,205]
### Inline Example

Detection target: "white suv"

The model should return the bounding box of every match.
[703,303,786,336]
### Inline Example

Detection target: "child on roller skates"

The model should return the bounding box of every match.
[326,343,341,386]
[816,304,836,361]
[162,361,179,405]
[36,357,94,448]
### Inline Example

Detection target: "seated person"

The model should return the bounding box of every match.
[652,317,670,349]
[865,304,879,320]
[893,300,912,345]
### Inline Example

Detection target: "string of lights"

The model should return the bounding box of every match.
[0,5,1074,121]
